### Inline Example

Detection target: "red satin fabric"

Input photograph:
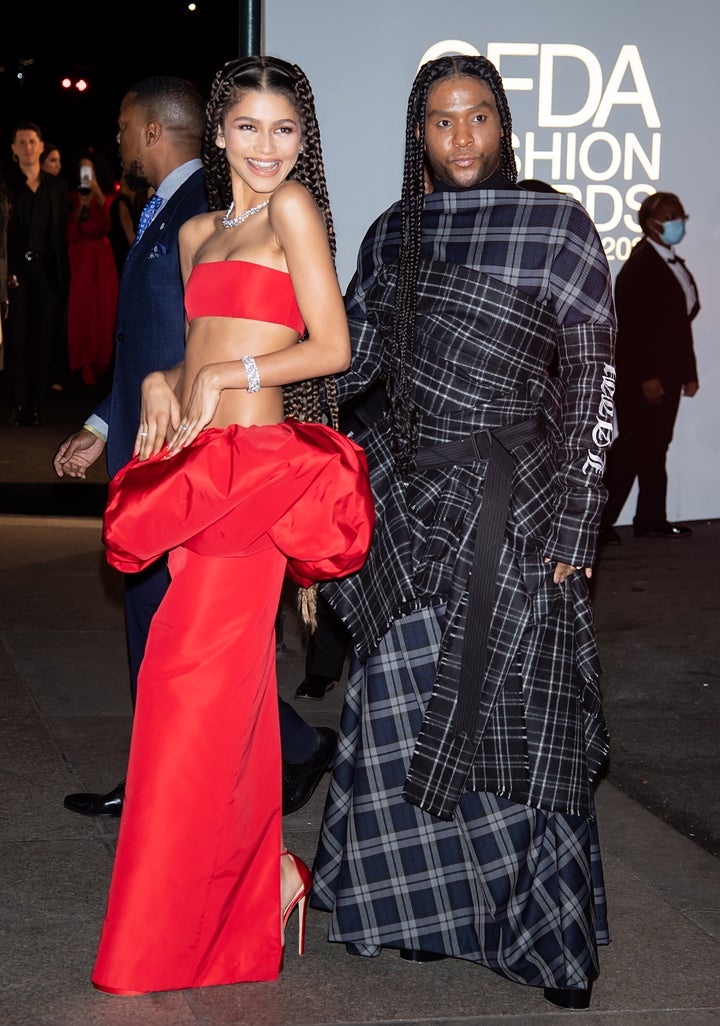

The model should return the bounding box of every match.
[184,260,305,334]
[103,420,375,587]
[92,421,374,994]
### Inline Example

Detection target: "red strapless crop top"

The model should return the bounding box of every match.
[184,260,305,334]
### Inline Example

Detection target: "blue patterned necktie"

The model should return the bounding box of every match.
[135,193,162,242]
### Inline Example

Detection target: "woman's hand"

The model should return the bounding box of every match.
[166,365,223,454]
[135,371,181,460]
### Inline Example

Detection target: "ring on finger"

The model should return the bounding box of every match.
[139,431,148,437]
[179,422,189,430]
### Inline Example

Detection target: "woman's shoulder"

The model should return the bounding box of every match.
[268,181,321,241]
[184,207,216,225]
[269,179,316,215]
[180,209,216,237]
[178,210,218,256]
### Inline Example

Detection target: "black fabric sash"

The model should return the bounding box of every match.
[415,416,543,736]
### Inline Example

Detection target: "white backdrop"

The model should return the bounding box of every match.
[265,0,720,524]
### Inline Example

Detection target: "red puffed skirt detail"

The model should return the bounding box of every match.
[91,421,374,994]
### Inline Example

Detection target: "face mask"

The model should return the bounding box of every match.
[658,219,686,247]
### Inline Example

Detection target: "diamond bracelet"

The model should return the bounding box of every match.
[241,355,261,393]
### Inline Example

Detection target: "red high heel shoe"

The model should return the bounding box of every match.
[281,849,312,956]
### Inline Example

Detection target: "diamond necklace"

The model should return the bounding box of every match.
[221,199,269,230]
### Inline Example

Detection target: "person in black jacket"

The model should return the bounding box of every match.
[4,120,70,425]
[599,191,700,544]
[39,141,71,391]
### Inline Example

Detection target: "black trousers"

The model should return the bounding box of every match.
[5,259,59,410]
[602,380,681,530]
[305,594,349,681]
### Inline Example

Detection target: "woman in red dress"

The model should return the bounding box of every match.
[66,155,118,384]
[90,56,374,996]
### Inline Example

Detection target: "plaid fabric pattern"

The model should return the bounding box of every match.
[321,187,615,817]
[311,605,609,987]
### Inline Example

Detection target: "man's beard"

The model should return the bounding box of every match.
[428,153,501,191]
[123,162,150,194]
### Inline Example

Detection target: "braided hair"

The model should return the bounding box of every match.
[203,55,339,429]
[390,54,517,473]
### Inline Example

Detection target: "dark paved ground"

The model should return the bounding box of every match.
[591,521,720,857]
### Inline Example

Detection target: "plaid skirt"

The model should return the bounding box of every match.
[311,604,610,990]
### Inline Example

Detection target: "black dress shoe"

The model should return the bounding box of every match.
[64,780,125,817]
[282,727,337,815]
[633,521,692,539]
[399,948,448,962]
[598,525,621,546]
[8,405,24,427]
[544,984,592,1008]
[295,674,336,700]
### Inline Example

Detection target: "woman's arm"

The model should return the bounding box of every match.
[134,214,214,459]
[166,184,350,452]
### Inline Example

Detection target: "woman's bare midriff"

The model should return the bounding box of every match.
[183,316,300,428]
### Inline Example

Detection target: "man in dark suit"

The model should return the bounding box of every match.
[599,191,700,544]
[54,76,334,819]
[4,120,70,426]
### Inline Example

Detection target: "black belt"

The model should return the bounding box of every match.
[415,416,543,736]
[24,251,44,262]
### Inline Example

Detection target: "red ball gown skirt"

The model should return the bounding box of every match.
[91,421,374,995]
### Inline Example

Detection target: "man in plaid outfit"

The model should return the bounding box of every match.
[312,54,616,1011]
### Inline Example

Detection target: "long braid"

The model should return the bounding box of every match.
[203,64,237,213]
[281,63,339,431]
[288,64,336,260]
[390,54,517,474]
[389,72,428,474]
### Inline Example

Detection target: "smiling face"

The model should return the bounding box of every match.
[423,75,503,189]
[216,88,303,197]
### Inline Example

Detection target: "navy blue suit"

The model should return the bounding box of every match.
[94,168,207,479]
[90,166,208,703]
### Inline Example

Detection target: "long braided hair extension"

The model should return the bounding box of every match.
[390,54,518,474]
[203,55,340,431]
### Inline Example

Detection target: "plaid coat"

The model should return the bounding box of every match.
[322,183,616,819]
